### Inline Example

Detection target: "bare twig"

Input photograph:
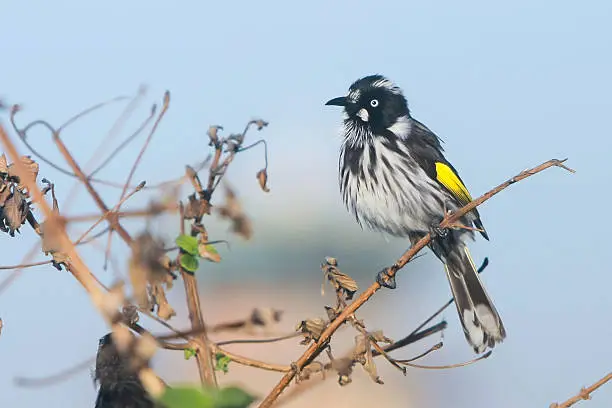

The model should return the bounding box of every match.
[14,357,96,388]
[551,372,612,408]
[73,181,145,245]
[216,332,302,346]
[258,158,575,408]
[88,99,156,178]
[0,123,165,398]
[0,260,53,270]
[118,92,169,203]
[210,344,292,373]
[181,269,218,387]
[67,202,180,223]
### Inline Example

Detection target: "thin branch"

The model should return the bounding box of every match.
[176,202,217,387]
[14,356,96,388]
[211,344,291,373]
[0,122,166,398]
[66,202,180,223]
[258,158,575,408]
[180,273,217,386]
[57,96,130,132]
[74,226,111,246]
[118,91,169,203]
[551,372,612,408]
[41,118,134,245]
[9,103,205,192]
[396,350,492,369]
[0,243,45,295]
[374,321,447,356]
[9,97,128,178]
[379,257,487,356]
[88,101,156,178]
[216,332,302,346]
[0,260,52,270]
[73,181,145,245]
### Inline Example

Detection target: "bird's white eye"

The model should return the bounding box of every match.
[370,99,379,107]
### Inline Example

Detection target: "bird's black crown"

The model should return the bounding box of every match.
[326,74,410,134]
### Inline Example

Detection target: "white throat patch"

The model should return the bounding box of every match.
[357,108,369,122]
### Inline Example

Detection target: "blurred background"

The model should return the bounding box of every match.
[1,0,611,407]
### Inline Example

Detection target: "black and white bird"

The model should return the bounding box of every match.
[325,74,506,353]
[94,333,156,408]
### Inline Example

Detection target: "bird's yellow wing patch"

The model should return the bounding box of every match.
[435,162,473,205]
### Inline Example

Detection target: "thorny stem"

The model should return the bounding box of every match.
[258,158,575,408]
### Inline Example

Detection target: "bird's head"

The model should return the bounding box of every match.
[325,75,411,139]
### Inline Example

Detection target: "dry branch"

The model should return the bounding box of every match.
[258,158,574,408]
[0,122,166,396]
[550,372,612,408]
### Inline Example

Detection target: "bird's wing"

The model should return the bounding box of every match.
[402,119,488,239]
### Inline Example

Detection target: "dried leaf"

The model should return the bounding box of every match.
[256,169,270,192]
[217,186,252,240]
[322,257,358,300]
[8,156,39,191]
[129,261,149,309]
[330,357,355,386]
[0,183,11,206]
[254,119,269,130]
[129,232,168,308]
[353,334,384,385]
[183,194,210,220]
[296,318,327,345]
[122,304,139,326]
[324,305,340,321]
[369,330,393,344]
[198,243,221,263]
[3,189,28,235]
[0,154,8,174]
[207,125,223,146]
[299,362,326,382]
[325,256,338,267]
[250,308,283,327]
[226,133,245,152]
[150,282,176,320]
[40,219,65,255]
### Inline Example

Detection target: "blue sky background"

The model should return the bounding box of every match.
[1,1,611,407]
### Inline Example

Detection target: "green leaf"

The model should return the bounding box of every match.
[176,234,199,255]
[214,352,231,374]
[159,387,214,408]
[180,253,199,272]
[214,386,256,408]
[184,347,197,360]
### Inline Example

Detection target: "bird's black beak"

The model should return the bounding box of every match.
[325,96,347,107]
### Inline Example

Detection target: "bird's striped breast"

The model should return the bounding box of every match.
[339,135,460,237]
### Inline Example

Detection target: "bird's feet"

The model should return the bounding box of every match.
[429,222,449,239]
[376,268,397,289]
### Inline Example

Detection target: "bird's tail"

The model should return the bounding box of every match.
[443,245,506,353]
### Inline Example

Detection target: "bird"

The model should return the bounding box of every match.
[94,333,157,408]
[325,74,506,353]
